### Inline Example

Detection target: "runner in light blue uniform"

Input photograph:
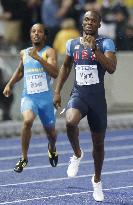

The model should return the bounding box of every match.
[3,24,59,172]
[21,46,55,127]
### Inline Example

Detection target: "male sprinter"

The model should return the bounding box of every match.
[54,10,117,201]
[3,23,58,172]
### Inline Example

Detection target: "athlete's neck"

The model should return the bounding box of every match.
[33,44,45,51]
[83,32,98,38]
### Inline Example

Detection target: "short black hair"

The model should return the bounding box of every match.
[30,23,49,37]
[84,10,101,22]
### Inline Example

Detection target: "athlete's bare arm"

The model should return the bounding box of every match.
[3,50,24,97]
[83,35,117,74]
[54,55,73,108]
[94,50,117,74]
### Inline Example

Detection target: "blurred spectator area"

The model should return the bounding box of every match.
[53,18,80,55]
[0,0,132,53]
[98,0,133,7]
[0,55,16,121]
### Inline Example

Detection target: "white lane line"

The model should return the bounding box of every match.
[1,144,133,161]
[1,168,133,187]
[0,185,133,205]
[0,134,133,151]
[1,154,133,173]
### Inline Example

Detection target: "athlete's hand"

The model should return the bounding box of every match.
[3,84,12,97]
[28,48,40,61]
[83,35,96,49]
[54,93,61,109]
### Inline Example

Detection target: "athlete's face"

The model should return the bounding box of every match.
[30,24,46,46]
[82,11,101,36]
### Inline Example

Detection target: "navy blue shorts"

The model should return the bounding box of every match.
[67,93,107,132]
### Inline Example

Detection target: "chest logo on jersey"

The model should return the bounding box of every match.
[82,50,89,59]
[74,45,80,49]
[74,51,79,61]
[74,50,89,61]
[74,50,97,62]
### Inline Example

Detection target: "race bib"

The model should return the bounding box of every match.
[26,73,48,94]
[75,65,99,86]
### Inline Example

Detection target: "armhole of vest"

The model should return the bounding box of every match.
[22,50,26,63]
[70,40,73,57]
[42,50,47,61]
[99,38,105,53]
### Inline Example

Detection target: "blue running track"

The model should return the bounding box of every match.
[0,129,133,205]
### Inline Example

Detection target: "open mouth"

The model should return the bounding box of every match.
[86,27,93,31]
[34,37,39,41]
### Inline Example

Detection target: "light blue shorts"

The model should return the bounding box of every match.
[21,96,56,127]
